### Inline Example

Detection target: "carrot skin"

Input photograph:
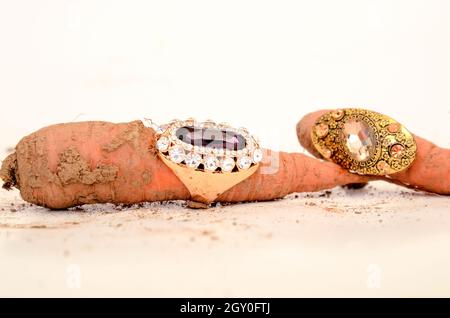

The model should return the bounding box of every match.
[2,120,370,209]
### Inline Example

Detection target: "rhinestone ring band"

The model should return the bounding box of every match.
[147,118,263,205]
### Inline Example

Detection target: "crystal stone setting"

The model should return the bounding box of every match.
[204,155,219,171]
[220,157,235,172]
[389,144,405,159]
[387,123,400,133]
[341,118,375,162]
[156,136,170,152]
[237,156,252,170]
[315,123,329,138]
[252,148,263,163]
[185,153,202,168]
[156,119,263,173]
[331,109,345,120]
[377,160,390,174]
[169,146,185,163]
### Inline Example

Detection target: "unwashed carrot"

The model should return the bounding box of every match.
[1,120,369,209]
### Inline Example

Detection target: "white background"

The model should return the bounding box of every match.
[1,0,449,153]
[1,0,450,298]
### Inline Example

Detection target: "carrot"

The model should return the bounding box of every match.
[296,110,450,195]
[1,120,370,209]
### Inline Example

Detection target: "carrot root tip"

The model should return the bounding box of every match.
[1,153,19,190]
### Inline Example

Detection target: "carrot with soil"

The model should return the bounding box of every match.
[1,120,370,209]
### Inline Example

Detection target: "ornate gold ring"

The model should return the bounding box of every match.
[311,108,417,175]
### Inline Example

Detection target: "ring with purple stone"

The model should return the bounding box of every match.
[311,108,417,176]
[149,118,263,206]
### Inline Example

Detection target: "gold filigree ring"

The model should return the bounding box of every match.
[311,108,417,175]
[151,118,263,205]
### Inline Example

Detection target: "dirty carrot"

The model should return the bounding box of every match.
[1,120,369,209]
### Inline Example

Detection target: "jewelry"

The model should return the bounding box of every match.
[146,118,263,205]
[311,108,417,175]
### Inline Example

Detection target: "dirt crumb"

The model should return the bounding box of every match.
[57,147,118,186]
[187,201,209,209]
[0,153,18,190]
[102,120,143,153]
[30,225,47,229]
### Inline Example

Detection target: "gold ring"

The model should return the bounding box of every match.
[153,118,263,205]
[311,108,417,175]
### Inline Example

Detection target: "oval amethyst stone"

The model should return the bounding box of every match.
[176,126,246,151]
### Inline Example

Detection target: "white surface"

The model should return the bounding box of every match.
[0,0,449,297]
[1,183,449,297]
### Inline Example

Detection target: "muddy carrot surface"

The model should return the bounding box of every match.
[1,120,369,209]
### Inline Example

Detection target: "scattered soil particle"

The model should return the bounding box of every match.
[30,225,47,229]
[201,229,219,241]
[187,201,210,209]
[323,207,340,213]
